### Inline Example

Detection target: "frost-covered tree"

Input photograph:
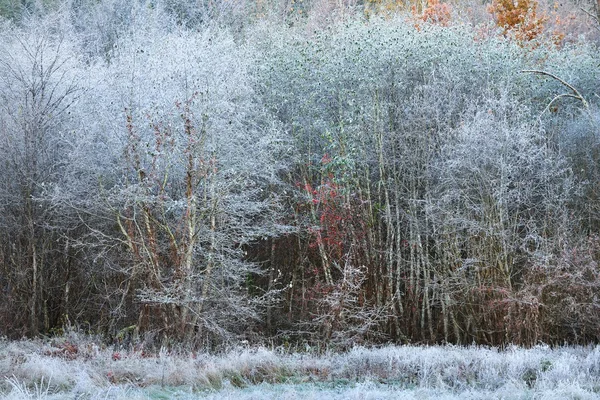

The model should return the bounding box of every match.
[429,99,574,344]
[56,15,287,346]
[0,16,82,336]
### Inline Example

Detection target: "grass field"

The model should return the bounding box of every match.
[1,335,599,399]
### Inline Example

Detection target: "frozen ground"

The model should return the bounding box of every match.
[1,336,599,399]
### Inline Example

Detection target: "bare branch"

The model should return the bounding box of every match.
[522,69,590,110]
[580,7,600,32]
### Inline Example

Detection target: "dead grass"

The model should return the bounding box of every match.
[0,334,599,399]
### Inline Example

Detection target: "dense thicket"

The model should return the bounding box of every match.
[0,0,598,349]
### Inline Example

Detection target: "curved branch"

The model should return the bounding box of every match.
[522,69,590,110]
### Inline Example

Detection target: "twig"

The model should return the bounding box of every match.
[580,7,600,32]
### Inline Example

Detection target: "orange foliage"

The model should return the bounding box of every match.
[364,0,405,19]
[420,0,452,26]
[547,1,579,47]
[365,0,452,25]
[488,0,547,43]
